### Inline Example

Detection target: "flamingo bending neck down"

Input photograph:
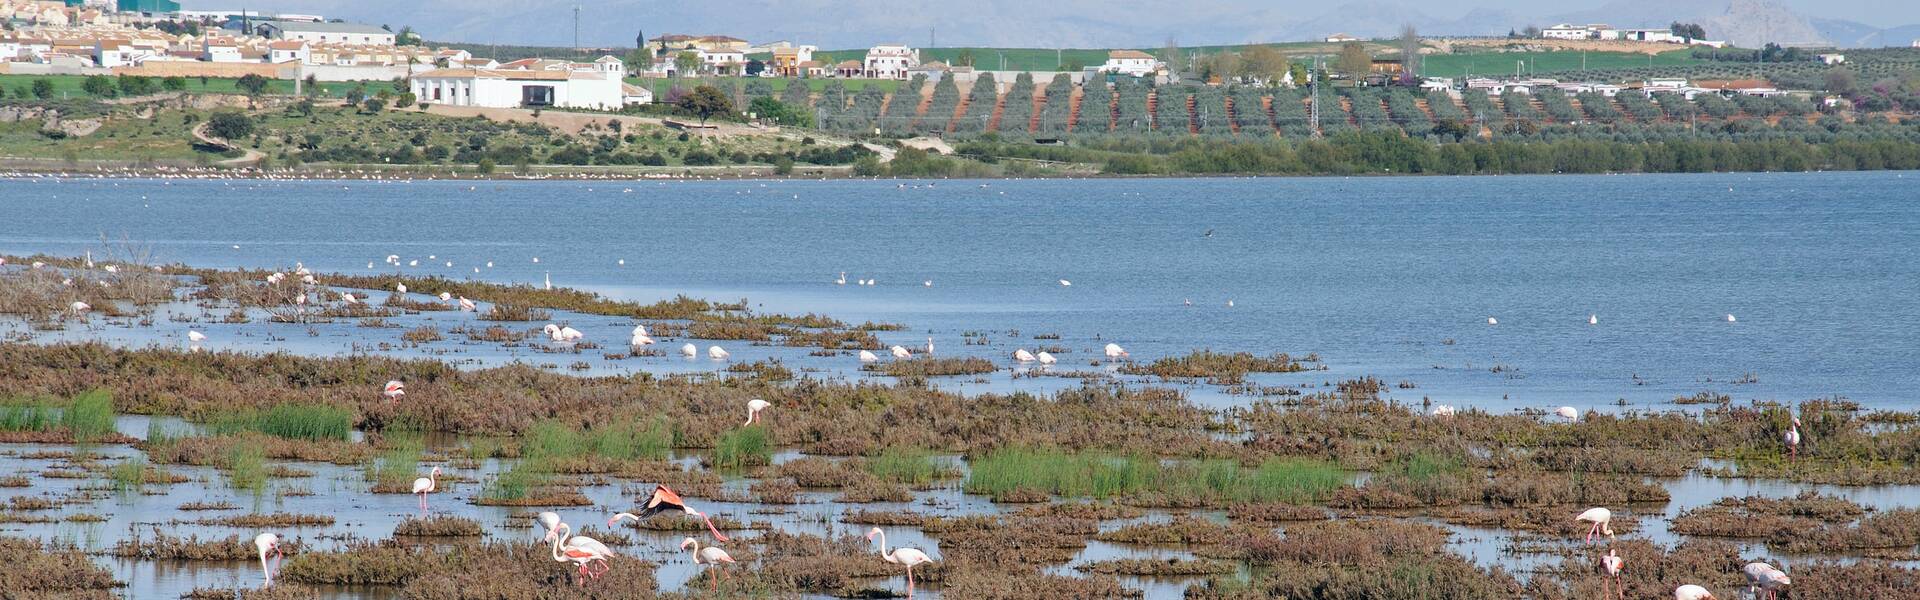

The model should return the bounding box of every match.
[1674,584,1716,600]
[680,537,736,592]
[1600,549,1624,600]
[412,466,441,514]
[1575,507,1614,544]
[1743,562,1790,600]
[867,527,934,597]
[616,484,729,541]
[383,380,405,400]
[532,511,560,545]
[859,350,879,363]
[744,399,771,426]
[254,532,282,587]
[1013,349,1036,363]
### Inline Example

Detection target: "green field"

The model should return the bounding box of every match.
[1419,49,1704,79]
[0,73,376,99]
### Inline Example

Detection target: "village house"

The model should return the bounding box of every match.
[863,43,918,79]
[1324,33,1357,43]
[1619,28,1681,43]
[696,48,745,75]
[770,45,815,77]
[1099,49,1161,77]
[267,40,308,64]
[1817,53,1845,65]
[411,55,638,110]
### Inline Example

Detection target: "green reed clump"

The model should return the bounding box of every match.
[222,444,267,493]
[210,404,353,441]
[1372,451,1478,505]
[61,390,116,443]
[368,434,423,488]
[479,461,542,502]
[713,426,772,470]
[0,399,56,432]
[866,447,948,486]
[463,436,502,460]
[966,448,1345,504]
[522,417,672,463]
[110,457,149,493]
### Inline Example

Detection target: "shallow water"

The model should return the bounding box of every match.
[4,172,1918,413]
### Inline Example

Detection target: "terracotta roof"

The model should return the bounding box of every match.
[268,40,307,50]
[1108,50,1153,59]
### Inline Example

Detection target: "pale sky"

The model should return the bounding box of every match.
[195,0,1920,48]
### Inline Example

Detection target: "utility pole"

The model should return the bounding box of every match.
[572,6,580,57]
[1309,55,1321,139]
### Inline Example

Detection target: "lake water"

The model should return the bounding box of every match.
[5,171,1915,412]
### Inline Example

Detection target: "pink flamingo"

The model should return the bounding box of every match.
[867,527,934,597]
[383,380,405,400]
[548,523,611,585]
[744,399,771,426]
[614,485,729,541]
[1600,549,1624,600]
[1743,562,1791,600]
[530,511,560,545]
[680,536,736,592]
[1575,507,1614,544]
[411,466,440,514]
[1783,418,1802,460]
[1673,584,1715,600]
[254,532,282,587]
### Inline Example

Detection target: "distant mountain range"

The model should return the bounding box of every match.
[246,0,1918,49]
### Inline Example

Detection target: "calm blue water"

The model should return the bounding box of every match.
[3,171,1917,412]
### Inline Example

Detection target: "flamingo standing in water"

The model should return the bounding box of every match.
[1600,549,1624,600]
[614,484,729,541]
[835,272,847,285]
[681,343,698,357]
[867,527,933,597]
[1036,351,1057,365]
[1575,507,1614,544]
[1556,406,1581,421]
[924,337,933,355]
[744,399,770,426]
[187,330,207,347]
[890,345,911,359]
[859,350,879,363]
[254,532,283,587]
[1743,562,1790,600]
[1013,349,1036,362]
[1673,584,1715,600]
[1104,343,1129,360]
[458,297,476,312]
[383,380,405,400]
[679,537,736,592]
[412,466,441,514]
[1783,418,1802,459]
[708,346,730,360]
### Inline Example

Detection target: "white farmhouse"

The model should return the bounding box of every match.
[203,41,242,63]
[1099,50,1162,77]
[863,44,919,79]
[268,40,310,64]
[1542,24,1592,40]
[411,55,638,110]
[1817,53,1845,65]
[1619,29,1680,43]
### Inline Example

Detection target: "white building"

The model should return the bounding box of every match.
[267,40,310,64]
[1324,33,1357,43]
[203,42,242,62]
[698,49,744,74]
[1099,50,1162,77]
[256,21,395,46]
[1542,24,1593,40]
[1817,53,1845,65]
[1619,29,1680,43]
[410,55,637,110]
[863,44,919,79]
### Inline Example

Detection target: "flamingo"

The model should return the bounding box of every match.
[890,345,911,359]
[1575,507,1614,544]
[867,527,934,597]
[411,466,441,514]
[1058,279,1071,287]
[614,484,729,541]
[708,346,730,360]
[1783,418,1801,459]
[923,280,932,287]
[925,337,933,355]
[1743,562,1790,600]
[530,511,560,545]
[632,324,649,338]
[630,331,655,347]
[1726,314,1736,323]
[1430,405,1456,417]
[681,343,698,357]
[679,537,736,592]
[1013,349,1036,362]
[548,523,611,585]
[187,330,207,344]
[1673,584,1715,600]
[544,272,552,290]
[744,399,770,426]
[254,532,282,587]
[383,380,405,400]
[1037,351,1057,365]
[458,297,476,312]
[1104,343,1129,360]
[1556,406,1580,421]
[69,301,90,313]
[396,283,407,294]
[835,272,847,285]
[1589,314,1599,325]
[859,350,879,363]
[438,292,451,302]
[340,292,358,304]
[1488,317,1498,325]
[560,326,584,342]
[1600,549,1624,600]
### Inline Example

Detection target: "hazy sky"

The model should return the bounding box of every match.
[194,0,1920,47]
